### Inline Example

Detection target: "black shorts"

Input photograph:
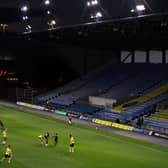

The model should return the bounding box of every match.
[70,143,75,147]
[44,136,49,140]
[5,154,10,158]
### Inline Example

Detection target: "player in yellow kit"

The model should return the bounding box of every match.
[0,145,13,164]
[38,135,45,146]
[2,128,7,145]
[69,134,75,153]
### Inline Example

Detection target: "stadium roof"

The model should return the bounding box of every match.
[0,0,168,32]
[0,12,168,50]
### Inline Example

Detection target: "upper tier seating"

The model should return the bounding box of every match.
[149,108,168,122]
[38,64,168,106]
[112,82,168,112]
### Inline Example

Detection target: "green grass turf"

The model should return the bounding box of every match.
[0,105,168,168]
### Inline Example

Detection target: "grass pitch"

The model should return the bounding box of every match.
[0,105,168,168]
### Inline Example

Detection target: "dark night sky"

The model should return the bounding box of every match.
[0,0,168,32]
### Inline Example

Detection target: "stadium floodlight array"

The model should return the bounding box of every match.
[51,20,56,25]
[86,0,103,21]
[21,5,28,12]
[43,0,57,29]
[25,25,32,33]
[47,10,51,15]
[130,9,135,13]
[44,0,51,15]
[20,5,32,33]
[47,19,57,30]
[44,0,52,15]
[0,24,8,32]
[136,4,146,11]
[44,0,50,5]
[22,16,29,21]
[87,0,98,7]
[90,11,102,19]
[130,4,146,13]
[96,12,102,18]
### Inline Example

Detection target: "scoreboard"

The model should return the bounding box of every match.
[0,70,7,77]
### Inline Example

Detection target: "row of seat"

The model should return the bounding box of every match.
[149,109,168,122]
[35,64,168,127]
[112,82,168,112]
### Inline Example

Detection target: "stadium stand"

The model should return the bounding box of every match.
[112,82,168,112]
[37,64,168,106]
[94,92,168,124]
[149,109,168,122]
[143,118,168,135]
[35,64,168,126]
[65,103,100,115]
[100,64,168,100]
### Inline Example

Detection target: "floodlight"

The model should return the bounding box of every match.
[51,20,56,25]
[91,0,98,6]
[96,12,102,18]
[130,9,135,13]
[22,16,29,20]
[27,25,32,29]
[21,6,28,12]
[136,4,146,11]
[87,2,91,6]
[87,0,98,7]
[90,14,94,19]
[44,0,50,5]
[25,25,32,33]
[47,10,51,15]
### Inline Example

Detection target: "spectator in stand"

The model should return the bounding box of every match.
[136,117,144,129]
[140,117,144,127]
[136,117,141,129]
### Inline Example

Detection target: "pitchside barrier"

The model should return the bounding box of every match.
[17,102,66,116]
[17,101,45,110]
[16,101,80,118]
[79,115,93,122]
[16,101,160,137]
[92,118,134,131]
[54,110,67,116]
[16,101,133,131]
[16,101,150,134]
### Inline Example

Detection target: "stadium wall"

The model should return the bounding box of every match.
[54,44,120,76]
[89,96,116,107]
